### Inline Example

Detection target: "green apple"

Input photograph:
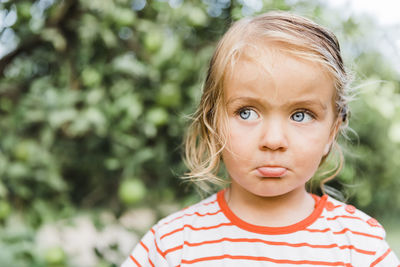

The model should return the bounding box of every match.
[118,179,147,205]
[146,107,169,126]
[0,200,11,220]
[157,84,181,107]
[14,142,29,161]
[187,7,208,27]
[44,247,65,265]
[113,8,136,26]
[144,31,163,53]
[18,2,32,19]
[81,68,101,87]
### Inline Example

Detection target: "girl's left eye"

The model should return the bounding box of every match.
[291,111,314,122]
[238,108,259,121]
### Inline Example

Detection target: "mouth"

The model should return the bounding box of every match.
[256,166,287,178]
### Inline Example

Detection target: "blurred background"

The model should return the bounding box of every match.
[0,0,399,266]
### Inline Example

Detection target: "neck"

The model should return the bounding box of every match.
[225,184,315,227]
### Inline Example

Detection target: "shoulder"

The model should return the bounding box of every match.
[321,195,386,240]
[124,193,223,266]
[318,196,400,266]
[152,192,223,240]
[160,192,220,223]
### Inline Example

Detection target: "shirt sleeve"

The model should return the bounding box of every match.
[369,239,400,267]
[121,228,170,267]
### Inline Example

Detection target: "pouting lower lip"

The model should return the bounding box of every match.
[256,166,287,177]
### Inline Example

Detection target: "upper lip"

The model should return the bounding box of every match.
[256,164,290,172]
[255,165,288,177]
[257,164,286,168]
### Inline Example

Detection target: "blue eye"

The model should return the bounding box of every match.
[291,111,313,122]
[239,109,259,120]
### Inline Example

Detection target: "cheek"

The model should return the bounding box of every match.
[299,147,328,177]
[223,122,257,164]
[225,120,258,152]
[291,127,332,161]
[224,138,250,161]
[294,122,333,145]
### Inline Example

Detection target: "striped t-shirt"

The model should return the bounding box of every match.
[122,191,399,266]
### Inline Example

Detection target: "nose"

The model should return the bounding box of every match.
[259,117,288,151]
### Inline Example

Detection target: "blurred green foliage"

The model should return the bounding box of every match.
[0,0,399,265]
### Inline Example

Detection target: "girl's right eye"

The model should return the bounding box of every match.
[238,108,259,121]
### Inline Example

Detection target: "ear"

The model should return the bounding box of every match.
[323,118,342,156]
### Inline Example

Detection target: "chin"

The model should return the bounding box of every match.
[250,188,291,198]
[249,184,303,199]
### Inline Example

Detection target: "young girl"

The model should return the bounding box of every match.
[122,12,399,266]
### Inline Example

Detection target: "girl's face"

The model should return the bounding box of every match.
[221,51,340,199]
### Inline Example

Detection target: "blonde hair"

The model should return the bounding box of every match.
[183,11,352,194]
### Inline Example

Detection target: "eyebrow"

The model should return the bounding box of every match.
[226,96,328,110]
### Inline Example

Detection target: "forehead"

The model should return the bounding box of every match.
[223,47,336,106]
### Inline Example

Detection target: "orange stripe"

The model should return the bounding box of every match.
[305,227,383,240]
[163,237,374,257]
[149,226,158,265]
[370,248,392,267]
[326,215,364,221]
[140,241,154,267]
[306,228,330,233]
[181,199,217,211]
[140,241,149,252]
[141,235,156,266]
[332,228,383,240]
[181,254,353,266]
[203,199,218,206]
[160,222,233,240]
[148,257,155,267]
[129,255,141,267]
[326,204,343,210]
[337,245,375,255]
[154,238,166,259]
[161,210,222,226]
[324,215,383,228]
[164,244,183,255]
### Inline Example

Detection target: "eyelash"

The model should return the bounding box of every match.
[235,106,253,114]
[292,109,316,119]
[233,107,316,119]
